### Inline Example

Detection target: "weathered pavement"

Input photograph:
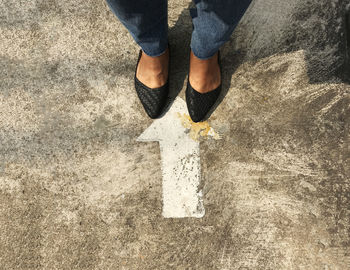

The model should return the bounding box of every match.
[1,0,350,269]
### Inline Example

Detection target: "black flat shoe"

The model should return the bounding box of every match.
[185,50,222,122]
[134,44,170,119]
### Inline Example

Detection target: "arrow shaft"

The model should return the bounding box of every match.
[159,138,204,218]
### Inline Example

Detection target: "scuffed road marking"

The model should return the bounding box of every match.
[176,112,222,141]
[137,97,220,218]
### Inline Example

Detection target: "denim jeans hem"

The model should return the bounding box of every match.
[190,45,218,60]
[106,0,253,60]
[142,43,168,57]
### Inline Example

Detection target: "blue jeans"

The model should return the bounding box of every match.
[105,0,252,59]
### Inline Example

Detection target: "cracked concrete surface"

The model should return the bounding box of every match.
[1,0,350,269]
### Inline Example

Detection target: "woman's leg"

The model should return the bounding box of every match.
[190,0,252,59]
[105,0,168,57]
[185,1,252,122]
[187,0,252,93]
[105,0,170,89]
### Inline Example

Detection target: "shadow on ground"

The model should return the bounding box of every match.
[160,0,349,119]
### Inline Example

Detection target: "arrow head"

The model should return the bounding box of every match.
[137,97,221,142]
[136,97,188,142]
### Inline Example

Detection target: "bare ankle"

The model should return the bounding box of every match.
[189,50,221,93]
[136,48,169,89]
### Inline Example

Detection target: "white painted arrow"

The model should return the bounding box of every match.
[137,97,220,218]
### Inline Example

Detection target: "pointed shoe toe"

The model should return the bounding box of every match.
[134,77,169,119]
[134,46,170,119]
[185,50,222,122]
[185,81,221,122]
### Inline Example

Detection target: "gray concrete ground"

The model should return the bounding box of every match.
[1,0,350,269]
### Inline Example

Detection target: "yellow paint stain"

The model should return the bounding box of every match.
[176,112,221,141]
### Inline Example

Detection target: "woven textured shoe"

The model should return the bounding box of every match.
[186,50,222,122]
[134,44,170,119]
